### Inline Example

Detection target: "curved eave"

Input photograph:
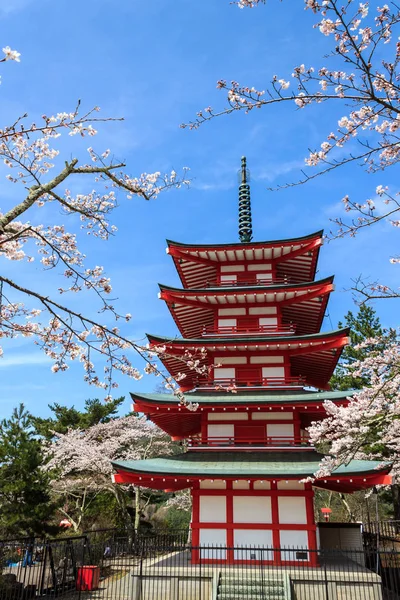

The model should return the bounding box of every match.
[166,230,324,250]
[146,329,349,392]
[159,277,334,337]
[147,328,350,346]
[112,451,391,493]
[130,389,355,406]
[167,232,323,289]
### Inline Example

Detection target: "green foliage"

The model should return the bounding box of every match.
[0,404,59,538]
[33,396,126,439]
[330,304,394,390]
[162,506,191,531]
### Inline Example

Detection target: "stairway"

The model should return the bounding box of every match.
[216,572,291,600]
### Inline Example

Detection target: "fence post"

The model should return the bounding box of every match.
[323,551,330,600]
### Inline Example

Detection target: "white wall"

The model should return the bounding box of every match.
[208,412,248,421]
[266,423,294,439]
[280,530,309,560]
[277,481,304,490]
[233,496,272,523]
[199,496,226,523]
[200,480,227,489]
[252,411,293,420]
[199,529,227,559]
[262,366,285,378]
[234,530,273,561]
[207,424,234,439]
[214,367,235,381]
[278,497,307,524]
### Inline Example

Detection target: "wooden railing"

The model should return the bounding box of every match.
[197,376,305,389]
[188,436,311,448]
[205,277,291,288]
[202,324,296,336]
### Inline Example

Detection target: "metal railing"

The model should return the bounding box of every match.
[188,435,311,449]
[202,324,296,336]
[198,376,305,390]
[205,277,291,287]
[1,538,399,600]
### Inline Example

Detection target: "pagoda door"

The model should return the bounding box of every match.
[235,424,265,445]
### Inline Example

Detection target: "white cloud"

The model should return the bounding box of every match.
[0,352,51,368]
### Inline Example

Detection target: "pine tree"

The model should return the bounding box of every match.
[330,304,394,390]
[0,404,58,538]
[33,396,126,440]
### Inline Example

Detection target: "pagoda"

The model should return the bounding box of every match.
[112,158,391,565]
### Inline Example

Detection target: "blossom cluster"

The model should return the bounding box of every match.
[308,336,400,479]
[0,49,192,399]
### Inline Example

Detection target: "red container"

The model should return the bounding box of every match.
[76,566,100,591]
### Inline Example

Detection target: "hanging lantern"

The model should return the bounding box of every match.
[321,507,332,522]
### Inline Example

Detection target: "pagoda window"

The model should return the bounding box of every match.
[277,481,305,490]
[233,496,272,524]
[236,366,261,385]
[220,274,237,285]
[278,497,307,524]
[262,365,285,379]
[254,481,271,490]
[218,308,246,316]
[234,532,274,561]
[250,355,284,365]
[207,423,234,444]
[236,316,258,331]
[233,480,250,490]
[248,263,272,272]
[266,422,294,443]
[217,318,237,332]
[200,480,227,490]
[280,531,309,556]
[256,272,273,284]
[208,412,248,421]
[214,367,235,382]
[252,411,293,421]
[199,531,227,558]
[214,356,246,365]
[259,316,278,328]
[235,424,265,443]
[249,306,277,316]
[200,496,226,523]
[220,265,245,273]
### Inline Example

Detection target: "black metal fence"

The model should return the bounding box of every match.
[1,535,400,599]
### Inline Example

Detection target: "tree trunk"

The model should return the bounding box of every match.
[134,487,141,533]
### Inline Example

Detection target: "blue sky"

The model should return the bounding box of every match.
[0,0,398,418]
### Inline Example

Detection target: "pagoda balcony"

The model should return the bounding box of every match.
[205,276,291,288]
[201,324,296,337]
[196,376,305,390]
[188,436,313,450]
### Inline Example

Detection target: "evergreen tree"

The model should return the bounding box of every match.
[0,404,58,538]
[330,304,394,390]
[33,396,126,440]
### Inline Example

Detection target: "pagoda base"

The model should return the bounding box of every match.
[191,478,317,566]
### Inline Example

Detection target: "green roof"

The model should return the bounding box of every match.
[146,328,350,345]
[158,275,334,294]
[131,390,355,406]
[112,451,385,478]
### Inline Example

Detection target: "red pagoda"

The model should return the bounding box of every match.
[113,158,391,565]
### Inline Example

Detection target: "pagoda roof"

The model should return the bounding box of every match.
[131,389,354,406]
[147,329,349,390]
[159,277,334,338]
[112,451,391,494]
[166,231,323,289]
[130,390,354,438]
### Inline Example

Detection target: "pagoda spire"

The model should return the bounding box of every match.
[238,156,253,243]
